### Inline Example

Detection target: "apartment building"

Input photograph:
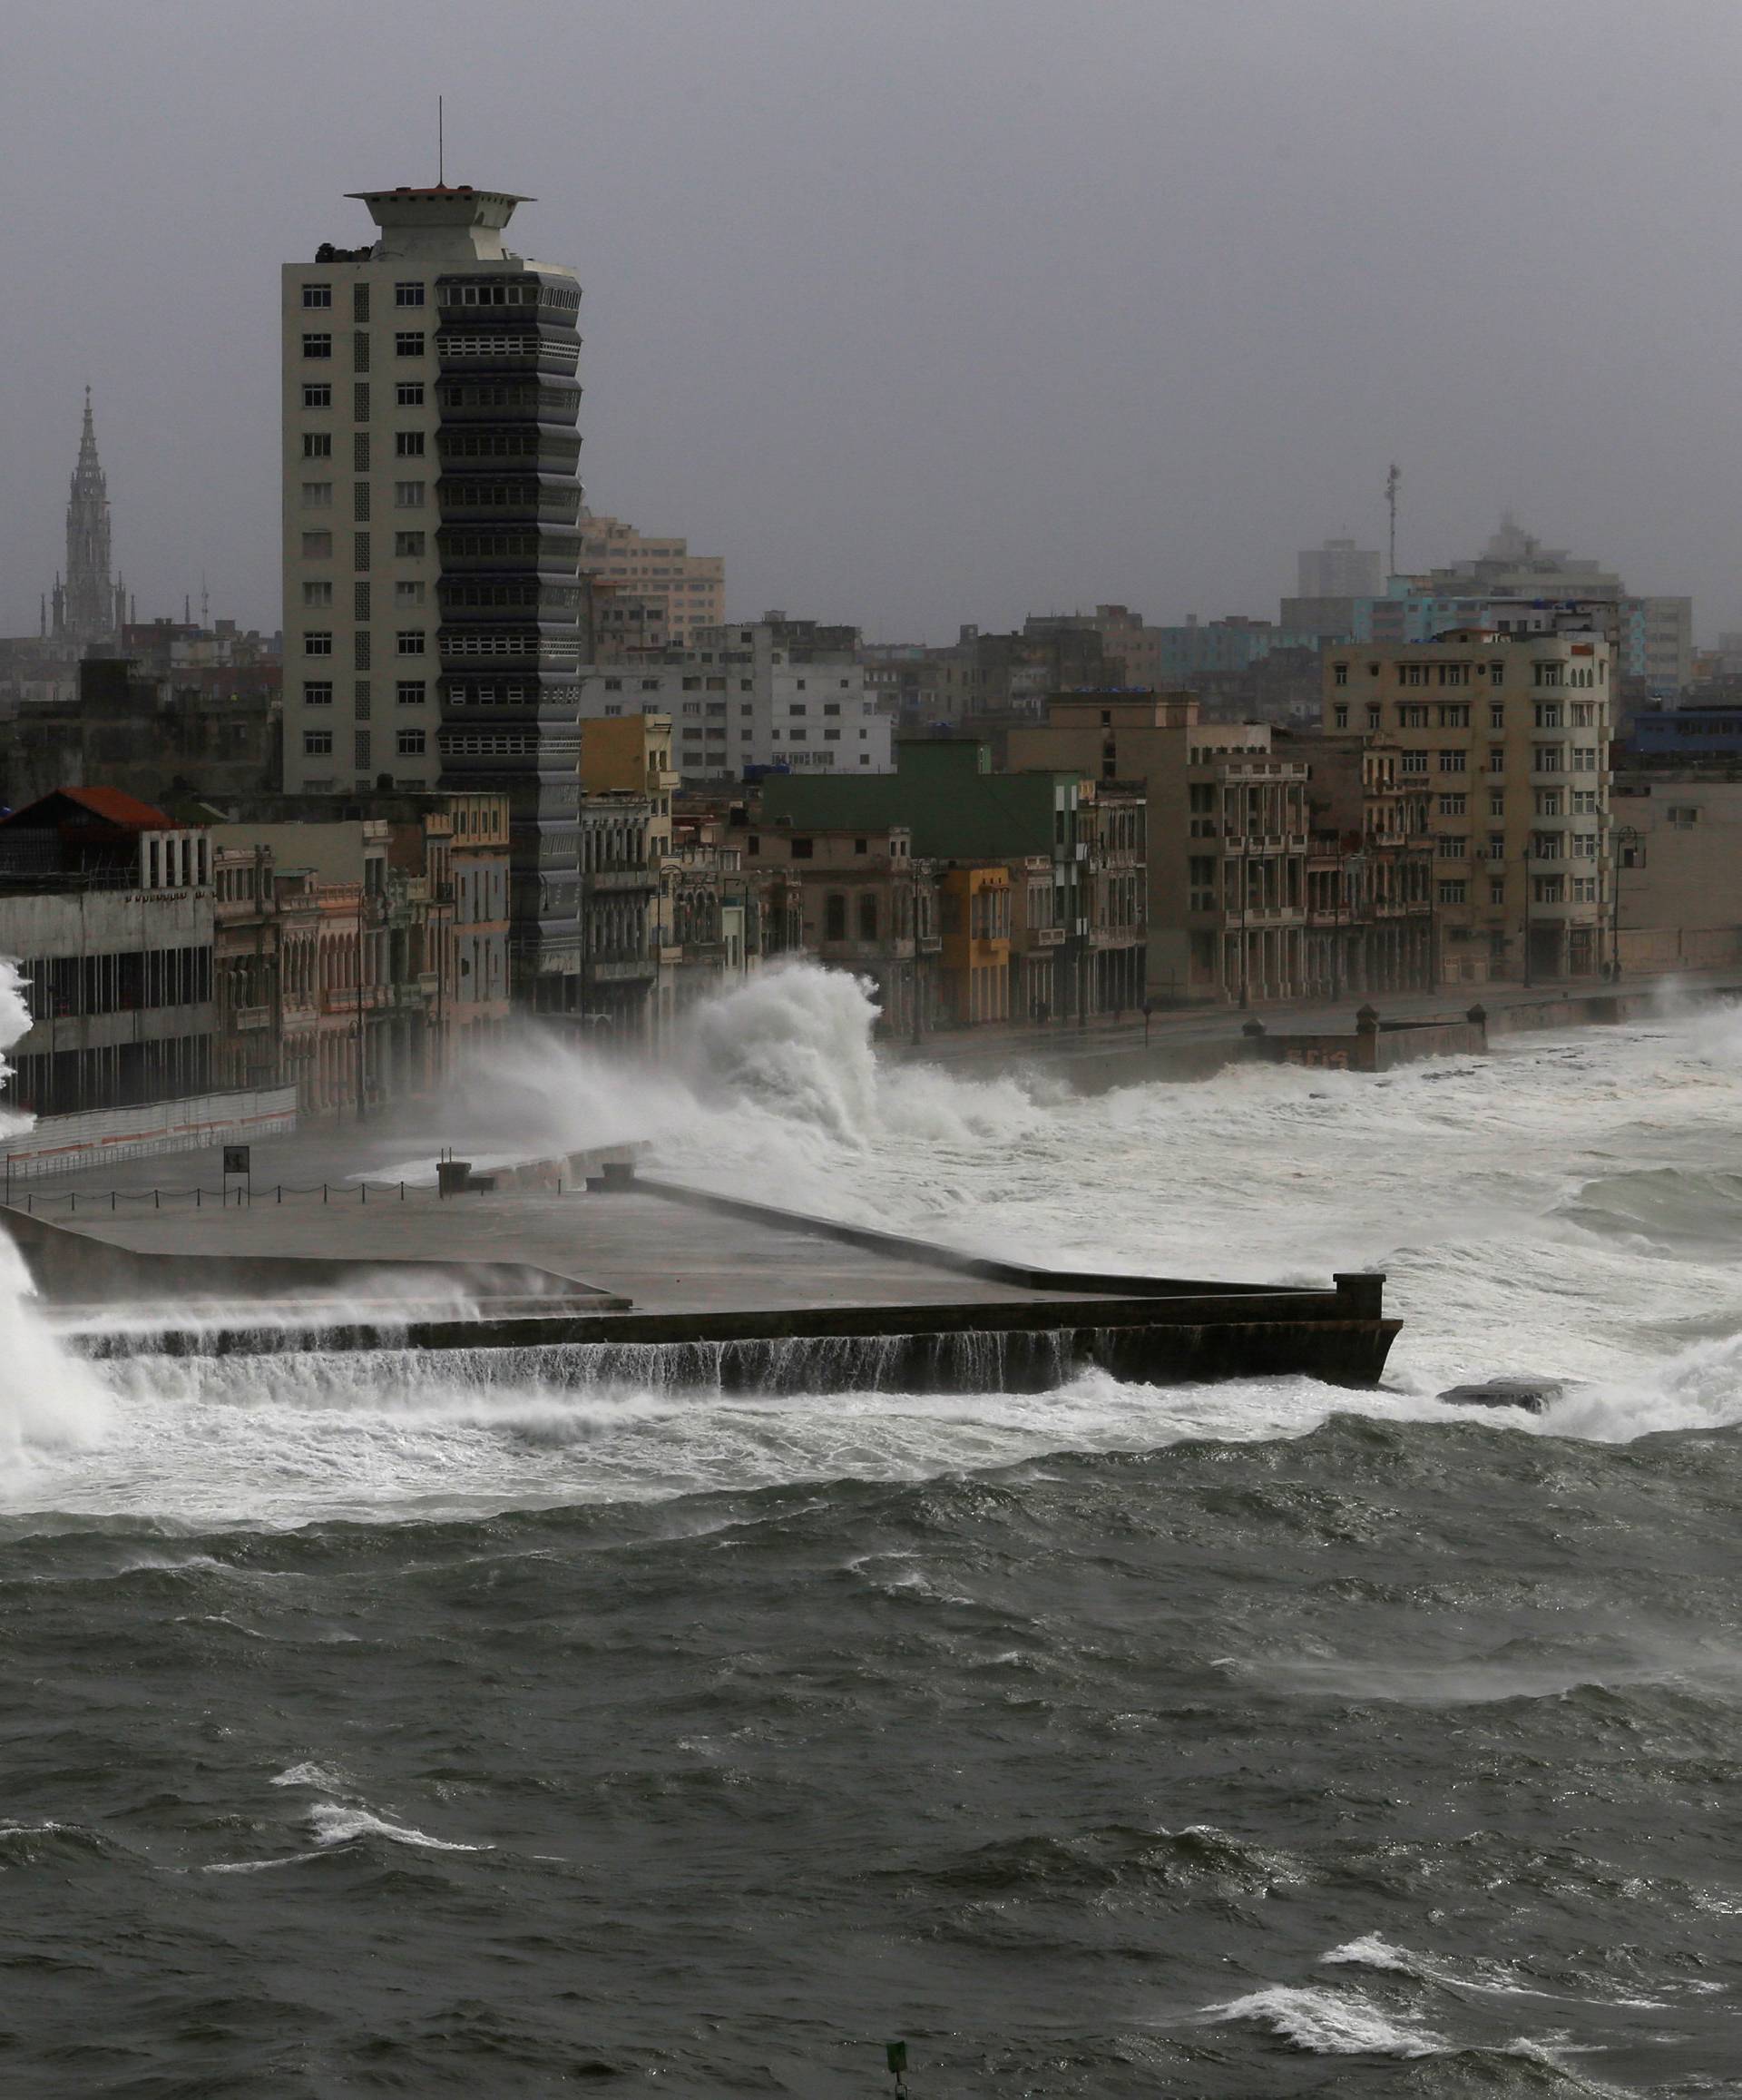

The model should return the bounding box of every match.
[1322,630,1612,983]
[281,183,586,1005]
[579,616,892,780]
[1008,694,1310,1006]
[578,515,724,643]
[729,820,939,1039]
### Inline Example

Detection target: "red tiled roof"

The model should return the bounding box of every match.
[2,786,177,830]
[57,786,177,828]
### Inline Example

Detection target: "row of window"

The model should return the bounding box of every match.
[1332,659,1609,690]
[302,581,426,607]
[302,431,426,461]
[1395,747,1602,776]
[304,282,425,308]
[1434,834,1601,859]
[1435,877,1600,906]
[300,530,426,560]
[1332,700,1603,731]
[302,382,424,410]
[306,631,426,655]
[303,332,426,358]
[303,729,426,757]
[302,681,427,706]
[300,481,426,508]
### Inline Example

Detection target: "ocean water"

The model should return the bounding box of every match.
[1,967,1739,2096]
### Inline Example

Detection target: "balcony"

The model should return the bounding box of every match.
[233,1006,272,1031]
[586,866,659,891]
[591,957,657,982]
[1023,925,1065,949]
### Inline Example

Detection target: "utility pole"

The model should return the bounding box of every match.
[1385,463,1401,579]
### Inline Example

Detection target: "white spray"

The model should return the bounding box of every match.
[0,960,111,1468]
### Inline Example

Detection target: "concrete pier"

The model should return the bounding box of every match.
[5,1126,1401,1391]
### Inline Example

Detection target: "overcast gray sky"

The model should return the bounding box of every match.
[5,0,1740,643]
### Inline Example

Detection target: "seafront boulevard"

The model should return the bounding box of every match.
[890,962,1742,1079]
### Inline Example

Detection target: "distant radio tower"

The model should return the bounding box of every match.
[1385,463,1401,578]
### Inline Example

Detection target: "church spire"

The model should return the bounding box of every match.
[62,387,117,651]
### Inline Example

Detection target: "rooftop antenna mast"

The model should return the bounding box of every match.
[438,95,445,185]
[1385,463,1401,579]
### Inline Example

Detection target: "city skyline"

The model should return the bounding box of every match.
[5,0,1742,644]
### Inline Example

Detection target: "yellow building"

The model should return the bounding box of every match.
[938,863,1012,1025]
[1322,629,1612,984]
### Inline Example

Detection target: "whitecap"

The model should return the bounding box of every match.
[306,1802,483,1852]
[1205,1984,1446,2056]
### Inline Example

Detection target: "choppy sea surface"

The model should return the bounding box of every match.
[2,970,1739,2096]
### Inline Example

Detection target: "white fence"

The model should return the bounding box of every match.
[0,1087,298,1182]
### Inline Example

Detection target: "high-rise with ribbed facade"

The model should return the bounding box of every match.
[281,183,587,1003]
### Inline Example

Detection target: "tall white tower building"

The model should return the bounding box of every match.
[281,183,587,1004]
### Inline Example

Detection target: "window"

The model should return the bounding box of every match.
[394,481,425,508]
[1573,833,1598,859]
[1572,702,1594,727]
[1489,662,1506,684]
[304,631,333,655]
[1333,703,1349,729]
[1534,702,1563,729]
[302,331,333,358]
[1365,703,1381,730]
[1333,663,1349,686]
[1400,751,1427,774]
[1437,750,1466,773]
[1437,835,1467,858]
[1532,745,1563,773]
[1486,832,1505,860]
[1572,876,1599,904]
[1571,747,1598,773]
[1437,794,1466,817]
[1437,880,1467,905]
[824,893,847,941]
[1572,789,1598,814]
[302,729,334,755]
[396,729,426,757]
[302,432,332,460]
[394,582,426,608]
[1490,879,1505,905]
[1668,804,1700,828]
[395,431,425,456]
[301,481,333,507]
[302,680,334,706]
[1400,704,1428,727]
[1488,791,1504,817]
[302,383,332,409]
[394,331,425,357]
[1489,701,1506,730]
[1438,704,1469,728]
[301,536,335,568]
[302,284,332,309]
[1533,874,1565,904]
[393,531,425,558]
[301,581,333,607]
[396,382,425,407]
[396,631,426,655]
[1532,662,1562,688]
[395,281,426,308]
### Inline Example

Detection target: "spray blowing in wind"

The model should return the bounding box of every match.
[0,962,111,1466]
